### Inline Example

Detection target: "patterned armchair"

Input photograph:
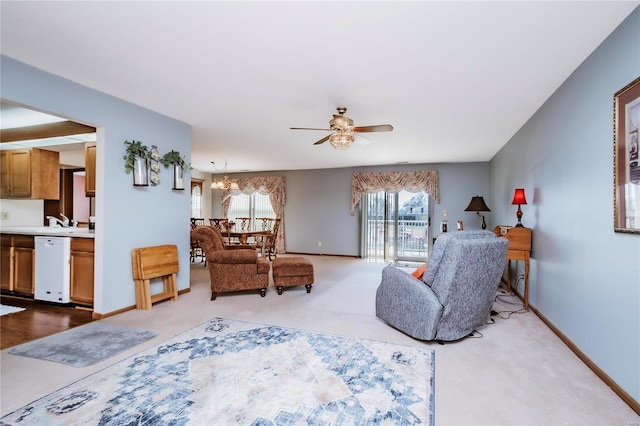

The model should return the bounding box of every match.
[375,230,508,342]
[191,226,270,300]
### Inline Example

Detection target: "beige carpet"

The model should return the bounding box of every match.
[1,255,637,425]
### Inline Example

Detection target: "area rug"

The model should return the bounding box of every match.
[1,317,435,425]
[8,322,157,368]
[0,304,25,316]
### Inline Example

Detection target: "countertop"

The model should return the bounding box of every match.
[0,227,95,239]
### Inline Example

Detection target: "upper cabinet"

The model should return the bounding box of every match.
[85,142,96,197]
[1,104,97,200]
[0,148,60,199]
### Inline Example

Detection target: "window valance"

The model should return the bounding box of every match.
[351,170,439,215]
[221,176,285,201]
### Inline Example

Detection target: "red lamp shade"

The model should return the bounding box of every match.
[511,188,527,205]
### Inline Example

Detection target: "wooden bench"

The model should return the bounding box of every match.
[131,244,179,310]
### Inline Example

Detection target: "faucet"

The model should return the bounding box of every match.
[59,213,70,227]
[45,213,71,228]
[46,216,65,227]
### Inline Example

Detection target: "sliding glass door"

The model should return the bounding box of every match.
[362,190,430,262]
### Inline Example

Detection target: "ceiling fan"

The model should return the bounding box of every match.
[290,106,393,149]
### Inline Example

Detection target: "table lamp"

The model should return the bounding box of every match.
[464,196,491,229]
[511,188,527,227]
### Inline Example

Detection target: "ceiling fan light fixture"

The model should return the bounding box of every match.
[329,115,354,132]
[329,131,355,150]
[291,106,393,148]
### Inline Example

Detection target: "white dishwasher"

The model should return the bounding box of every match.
[34,236,71,303]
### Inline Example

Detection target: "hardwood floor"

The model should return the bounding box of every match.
[0,295,95,350]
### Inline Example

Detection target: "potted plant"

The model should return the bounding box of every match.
[123,140,152,186]
[160,150,191,190]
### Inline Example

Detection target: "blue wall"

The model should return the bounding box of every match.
[1,56,192,315]
[218,161,491,256]
[490,8,640,403]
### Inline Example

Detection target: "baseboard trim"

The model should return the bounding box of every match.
[92,305,134,320]
[529,303,640,415]
[284,252,360,259]
[92,288,191,320]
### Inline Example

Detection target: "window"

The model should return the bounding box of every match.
[191,179,204,218]
[228,192,275,229]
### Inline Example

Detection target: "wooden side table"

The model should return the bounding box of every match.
[131,244,179,310]
[493,226,532,310]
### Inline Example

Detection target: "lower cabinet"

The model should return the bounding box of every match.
[0,236,12,291]
[70,238,94,306]
[1,234,94,306]
[0,235,34,295]
[13,243,35,294]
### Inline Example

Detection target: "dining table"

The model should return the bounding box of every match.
[227,230,270,245]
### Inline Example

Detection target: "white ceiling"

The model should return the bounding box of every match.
[0,102,96,152]
[1,1,638,173]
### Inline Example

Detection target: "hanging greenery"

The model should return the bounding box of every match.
[160,150,192,170]
[123,140,152,174]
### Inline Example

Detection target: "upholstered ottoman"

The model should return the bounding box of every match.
[272,257,314,295]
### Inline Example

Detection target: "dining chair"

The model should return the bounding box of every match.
[190,218,206,264]
[190,218,205,229]
[236,217,252,232]
[256,218,281,260]
[256,217,275,232]
[209,218,224,230]
[210,218,236,245]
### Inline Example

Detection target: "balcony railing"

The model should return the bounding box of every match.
[365,219,429,260]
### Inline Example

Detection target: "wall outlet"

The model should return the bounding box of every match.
[317,241,322,247]
[1,212,8,220]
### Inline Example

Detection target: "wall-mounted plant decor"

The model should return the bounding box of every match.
[124,140,151,186]
[149,146,161,186]
[160,150,191,190]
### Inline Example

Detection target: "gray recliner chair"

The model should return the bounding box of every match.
[375,230,508,341]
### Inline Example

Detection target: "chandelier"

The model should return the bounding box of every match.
[210,161,239,190]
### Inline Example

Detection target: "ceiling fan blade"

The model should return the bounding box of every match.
[355,133,372,146]
[354,124,393,133]
[290,127,331,131]
[313,135,331,145]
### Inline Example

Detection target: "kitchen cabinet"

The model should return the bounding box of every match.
[85,143,96,197]
[0,148,60,199]
[0,235,35,295]
[0,236,11,291]
[70,237,94,306]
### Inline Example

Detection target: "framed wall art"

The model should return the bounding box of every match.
[614,76,640,234]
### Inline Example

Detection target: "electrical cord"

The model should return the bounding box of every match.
[492,275,527,319]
